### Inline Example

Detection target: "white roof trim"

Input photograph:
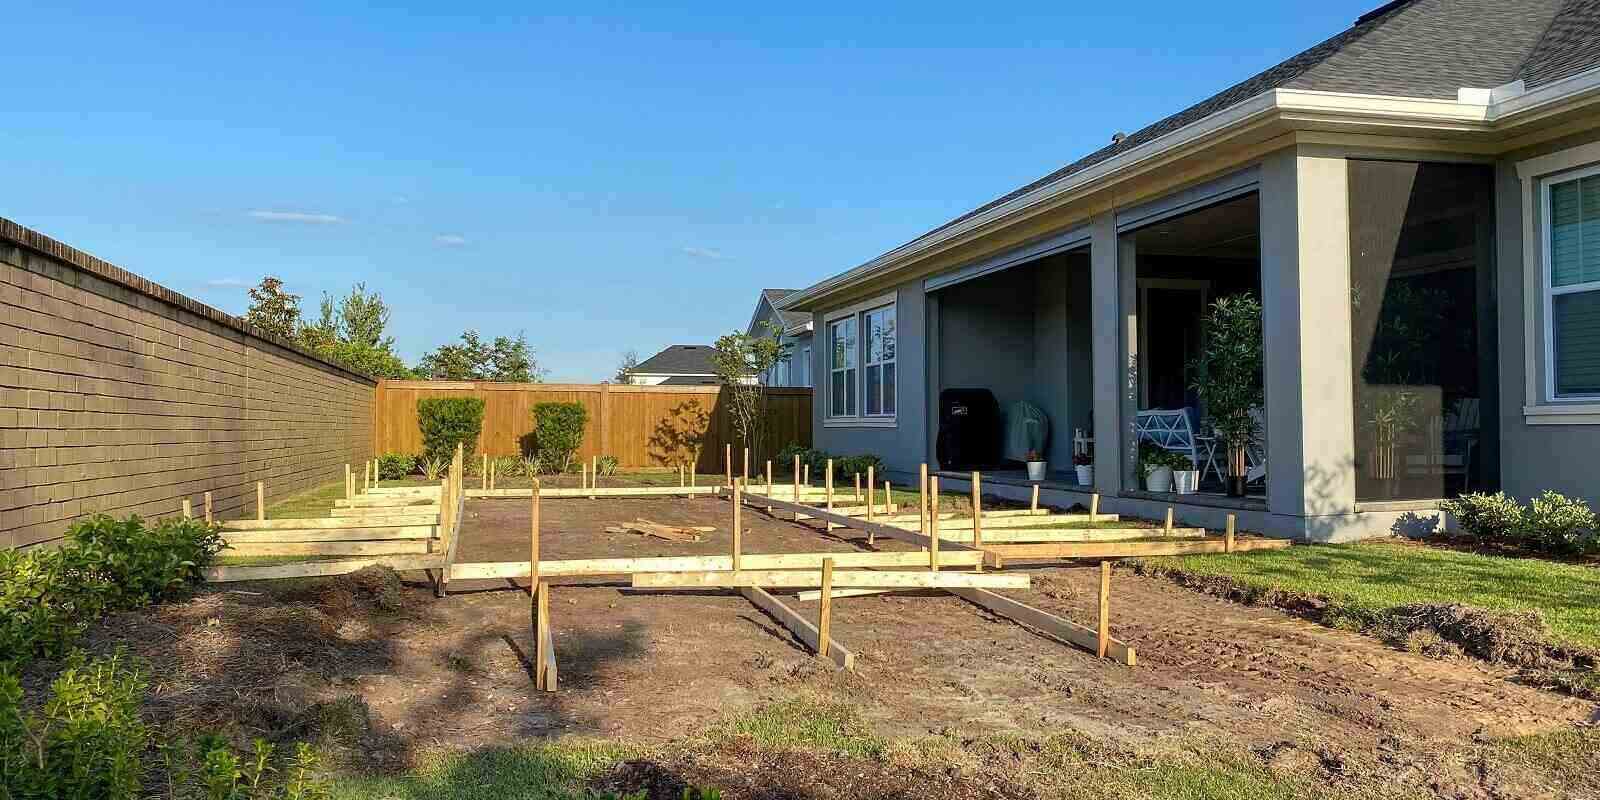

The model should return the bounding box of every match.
[777,66,1600,312]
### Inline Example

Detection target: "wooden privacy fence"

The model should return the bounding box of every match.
[372,381,812,471]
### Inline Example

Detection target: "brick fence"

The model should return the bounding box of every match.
[0,217,377,549]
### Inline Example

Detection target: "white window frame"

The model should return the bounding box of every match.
[1521,142,1600,424]
[823,292,898,428]
[862,305,896,417]
[1541,163,1600,403]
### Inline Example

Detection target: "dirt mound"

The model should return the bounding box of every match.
[1382,604,1552,667]
[596,739,1033,800]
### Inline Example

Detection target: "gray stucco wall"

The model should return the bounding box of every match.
[810,284,928,476]
[1495,128,1600,504]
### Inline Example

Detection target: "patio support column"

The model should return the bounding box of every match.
[1089,210,1126,495]
[1258,148,1358,534]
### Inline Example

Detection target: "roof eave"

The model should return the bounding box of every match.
[776,67,1600,313]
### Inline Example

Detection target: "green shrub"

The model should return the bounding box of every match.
[1442,492,1525,543]
[1,649,149,800]
[835,454,884,479]
[377,452,416,480]
[494,455,525,479]
[416,397,486,463]
[596,455,619,477]
[533,402,588,474]
[1525,491,1598,555]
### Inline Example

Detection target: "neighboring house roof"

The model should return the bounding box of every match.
[633,344,717,376]
[750,288,812,335]
[778,0,1600,311]
[658,375,720,386]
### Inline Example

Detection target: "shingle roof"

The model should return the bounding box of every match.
[634,344,717,375]
[760,288,811,331]
[916,0,1592,242]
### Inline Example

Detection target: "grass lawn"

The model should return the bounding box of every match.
[1137,541,1600,650]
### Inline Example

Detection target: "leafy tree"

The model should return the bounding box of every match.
[417,330,542,382]
[711,322,789,462]
[614,350,639,384]
[297,282,411,379]
[244,277,301,338]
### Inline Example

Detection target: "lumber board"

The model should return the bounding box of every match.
[794,588,902,601]
[740,586,855,670]
[949,587,1136,666]
[334,496,437,507]
[981,537,1292,565]
[876,509,1052,524]
[743,493,971,552]
[798,503,898,518]
[222,515,438,530]
[632,569,1030,590]
[363,487,440,496]
[203,555,445,583]
[224,540,432,557]
[332,504,439,516]
[897,513,1123,530]
[466,486,725,499]
[448,549,985,581]
[930,527,1205,544]
[220,526,435,543]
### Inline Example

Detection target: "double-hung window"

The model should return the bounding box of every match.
[1545,167,1600,399]
[825,296,896,423]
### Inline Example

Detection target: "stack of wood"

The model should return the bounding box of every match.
[606,519,716,542]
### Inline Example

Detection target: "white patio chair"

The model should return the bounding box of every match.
[1134,409,1200,469]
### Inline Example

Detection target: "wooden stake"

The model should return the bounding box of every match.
[743,447,750,482]
[1098,561,1111,658]
[1089,493,1101,522]
[971,471,983,552]
[865,465,876,543]
[919,463,929,549]
[1030,484,1039,513]
[825,460,836,531]
[1164,507,1174,534]
[490,458,497,492]
[203,491,213,524]
[182,498,192,519]
[793,454,802,518]
[591,456,598,499]
[854,472,862,501]
[531,479,542,686]
[483,454,489,491]
[1225,514,1236,553]
[345,464,352,500]
[732,479,743,572]
[802,464,809,486]
[725,444,733,488]
[929,477,940,572]
[766,460,774,513]
[256,481,265,521]
[530,479,541,584]
[817,558,834,657]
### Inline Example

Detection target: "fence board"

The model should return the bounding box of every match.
[374,381,811,470]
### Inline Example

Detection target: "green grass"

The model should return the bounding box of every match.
[329,740,640,800]
[266,480,350,519]
[710,696,885,759]
[1138,541,1600,649]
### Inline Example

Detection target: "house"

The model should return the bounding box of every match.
[776,0,1600,541]
[747,288,815,388]
[624,345,720,385]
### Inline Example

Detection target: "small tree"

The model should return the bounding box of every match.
[416,397,486,463]
[417,330,544,382]
[1187,295,1263,495]
[711,322,789,464]
[532,402,588,473]
[244,277,301,339]
[613,350,639,384]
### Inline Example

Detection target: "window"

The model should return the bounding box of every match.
[1545,167,1600,399]
[863,306,896,416]
[828,316,857,416]
[826,297,896,422]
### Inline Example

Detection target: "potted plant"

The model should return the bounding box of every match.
[1025,449,1047,481]
[1138,441,1183,493]
[1188,295,1265,497]
[1073,451,1094,486]
[1172,456,1200,495]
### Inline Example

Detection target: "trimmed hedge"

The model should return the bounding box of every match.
[417,397,486,463]
[533,402,588,474]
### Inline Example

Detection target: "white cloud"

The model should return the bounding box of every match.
[247,210,346,224]
[205,277,252,289]
[434,233,468,247]
[680,246,728,261]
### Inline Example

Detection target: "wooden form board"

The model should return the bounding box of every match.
[741,586,855,670]
[448,549,985,581]
[742,493,972,553]
[875,509,1052,524]
[930,528,1206,544]
[332,504,439,516]
[982,537,1292,566]
[465,486,725,499]
[224,540,432,557]
[793,503,898,520]
[632,569,1030,590]
[949,587,1136,666]
[891,513,1123,531]
[203,555,446,583]
[223,515,439,530]
[221,526,435,543]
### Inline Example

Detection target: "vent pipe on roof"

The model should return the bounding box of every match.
[1111,131,1127,145]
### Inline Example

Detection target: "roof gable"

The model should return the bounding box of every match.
[634,344,717,375]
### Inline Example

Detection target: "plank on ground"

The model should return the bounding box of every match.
[632,569,1029,590]
[949,587,1136,666]
[930,527,1205,544]
[222,515,438,530]
[224,540,432,557]
[203,555,445,582]
[221,526,435,543]
[448,549,985,581]
[331,504,439,517]
[897,513,1123,531]
[981,537,1292,565]
[740,586,855,670]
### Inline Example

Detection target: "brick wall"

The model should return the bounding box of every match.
[0,218,376,548]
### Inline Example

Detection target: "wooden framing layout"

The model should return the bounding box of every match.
[466,486,724,499]
[741,585,855,670]
[949,587,1136,666]
[924,527,1206,544]
[631,569,1030,590]
[981,536,1291,567]
[447,549,985,581]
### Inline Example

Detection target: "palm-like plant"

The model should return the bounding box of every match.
[1187,295,1264,495]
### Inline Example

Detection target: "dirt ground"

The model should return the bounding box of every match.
[91,494,1598,791]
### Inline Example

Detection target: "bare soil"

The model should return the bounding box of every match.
[83,494,1597,792]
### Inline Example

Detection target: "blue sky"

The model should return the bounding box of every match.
[2,1,1375,381]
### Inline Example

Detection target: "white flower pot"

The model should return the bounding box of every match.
[1075,465,1094,485]
[1026,461,1047,481]
[1173,469,1199,495]
[1145,466,1174,493]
